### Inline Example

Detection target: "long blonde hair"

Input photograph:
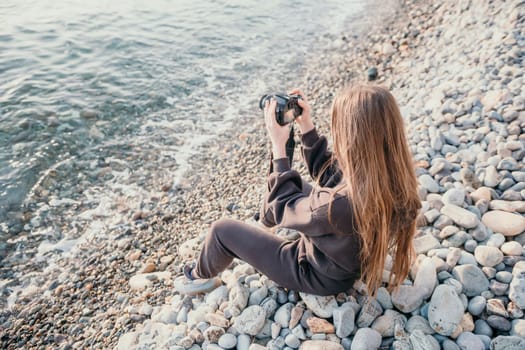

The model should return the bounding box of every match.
[330,85,420,296]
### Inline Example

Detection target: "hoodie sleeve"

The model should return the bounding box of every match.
[300,128,342,188]
[259,158,332,237]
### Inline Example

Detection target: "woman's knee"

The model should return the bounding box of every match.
[208,218,238,241]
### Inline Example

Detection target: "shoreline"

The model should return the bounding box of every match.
[2,0,525,349]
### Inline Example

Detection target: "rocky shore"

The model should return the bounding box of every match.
[1,0,525,349]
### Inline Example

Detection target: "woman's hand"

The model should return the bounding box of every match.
[289,88,314,134]
[264,98,289,159]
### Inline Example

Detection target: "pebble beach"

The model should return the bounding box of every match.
[1,0,525,349]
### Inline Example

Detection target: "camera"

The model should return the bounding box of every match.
[259,93,303,126]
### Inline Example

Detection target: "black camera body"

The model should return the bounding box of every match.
[259,93,303,126]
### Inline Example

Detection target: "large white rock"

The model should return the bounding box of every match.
[474,246,504,267]
[299,293,338,318]
[482,211,525,236]
[428,285,464,336]
[233,305,266,336]
[441,204,479,229]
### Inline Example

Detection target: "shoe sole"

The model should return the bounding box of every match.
[173,276,222,296]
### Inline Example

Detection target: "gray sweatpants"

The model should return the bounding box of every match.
[194,217,353,296]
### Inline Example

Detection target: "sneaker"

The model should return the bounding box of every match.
[174,263,222,296]
[183,261,197,280]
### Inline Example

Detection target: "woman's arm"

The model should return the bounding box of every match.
[261,101,327,234]
[288,88,342,187]
[259,158,328,236]
[301,128,342,187]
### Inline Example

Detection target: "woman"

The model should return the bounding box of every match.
[175,85,421,297]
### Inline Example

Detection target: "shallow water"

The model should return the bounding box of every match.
[0,0,367,252]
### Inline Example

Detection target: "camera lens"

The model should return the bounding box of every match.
[259,95,270,110]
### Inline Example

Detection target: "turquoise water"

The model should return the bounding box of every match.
[0,0,366,244]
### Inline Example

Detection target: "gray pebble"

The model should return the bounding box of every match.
[351,328,382,350]
[463,239,478,252]
[474,319,493,337]
[218,333,237,349]
[486,315,511,332]
[456,332,484,350]
[452,264,490,296]
[284,334,300,349]
[442,339,460,350]
[468,296,486,316]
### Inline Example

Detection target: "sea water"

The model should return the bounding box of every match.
[0,0,370,257]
